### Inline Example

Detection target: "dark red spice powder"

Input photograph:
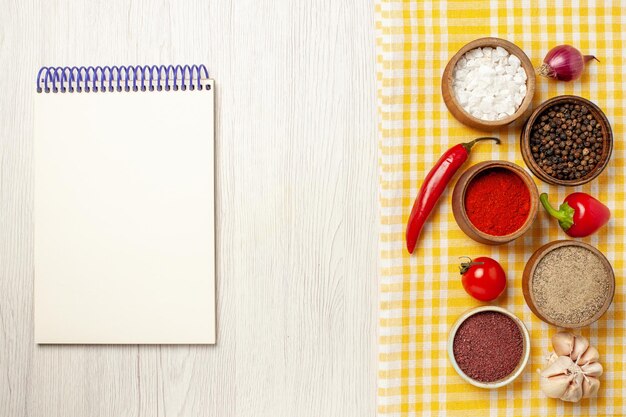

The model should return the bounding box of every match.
[453,311,524,383]
[464,168,530,236]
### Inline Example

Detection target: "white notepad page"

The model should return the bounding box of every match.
[34,81,215,344]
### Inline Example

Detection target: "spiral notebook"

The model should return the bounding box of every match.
[34,65,215,344]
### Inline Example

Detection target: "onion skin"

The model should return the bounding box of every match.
[538,45,598,81]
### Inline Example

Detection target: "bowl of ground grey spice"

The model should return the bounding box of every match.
[520,95,613,186]
[522,240,615,328]
[448,306,531,389]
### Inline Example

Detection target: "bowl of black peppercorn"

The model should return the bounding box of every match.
[520,95,613,186]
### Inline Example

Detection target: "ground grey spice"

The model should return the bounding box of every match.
[532,246,610,326]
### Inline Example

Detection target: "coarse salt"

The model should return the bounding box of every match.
[452,47,527,121]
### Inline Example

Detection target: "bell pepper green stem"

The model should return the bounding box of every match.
[539,193,575,231]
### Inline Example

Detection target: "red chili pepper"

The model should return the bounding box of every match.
[405,137,500,254]
[539,192,610,237]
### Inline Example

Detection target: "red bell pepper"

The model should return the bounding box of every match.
[406,137,500,254]
[539,192,610,237]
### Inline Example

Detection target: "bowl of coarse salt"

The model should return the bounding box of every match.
[442,37,536,131]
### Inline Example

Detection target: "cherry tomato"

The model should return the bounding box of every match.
[459,256,506,301]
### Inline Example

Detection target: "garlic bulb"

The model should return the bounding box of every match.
[539,332,603,402]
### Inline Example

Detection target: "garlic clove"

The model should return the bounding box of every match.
[582,376,601,398]
[552,332,575,357]
[561,382,583,403]
[546,352,558,367]
[573,370,584,386]
[578,345,600,365]
[571,334,590,362]
[540,373,574,399]
[560,372,584,402]
[541,355,574,378]
[581,361,603,378]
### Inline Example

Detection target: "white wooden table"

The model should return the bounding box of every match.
[0,1,378,416]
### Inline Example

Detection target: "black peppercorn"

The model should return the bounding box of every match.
[530,103,604,181]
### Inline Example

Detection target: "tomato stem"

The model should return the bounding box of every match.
[458,257,485,275]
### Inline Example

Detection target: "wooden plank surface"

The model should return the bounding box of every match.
[0,0,378,416]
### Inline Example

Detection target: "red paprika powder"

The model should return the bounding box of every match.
[464,168,530,236]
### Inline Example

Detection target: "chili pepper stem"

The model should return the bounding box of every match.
[461,137,501,153]
[539,193,575,231]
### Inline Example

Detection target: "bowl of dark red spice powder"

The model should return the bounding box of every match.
[452,160,539,245]
[520,95,613,186]
[522,240,615,328]
[448,306,530,388]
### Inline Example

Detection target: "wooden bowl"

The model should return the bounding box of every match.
[448,305,531,389]
[522,240,615,328]
[442,37,536,131]
[452,160,539,245]
[520,95,613,186]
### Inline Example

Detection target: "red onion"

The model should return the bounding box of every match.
[538,45,599,81]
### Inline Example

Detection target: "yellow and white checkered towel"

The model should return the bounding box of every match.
[376,1,624,415]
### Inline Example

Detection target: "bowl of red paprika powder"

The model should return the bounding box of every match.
[452,160,539,245]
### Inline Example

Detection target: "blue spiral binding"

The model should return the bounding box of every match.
[36,64,210,93]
